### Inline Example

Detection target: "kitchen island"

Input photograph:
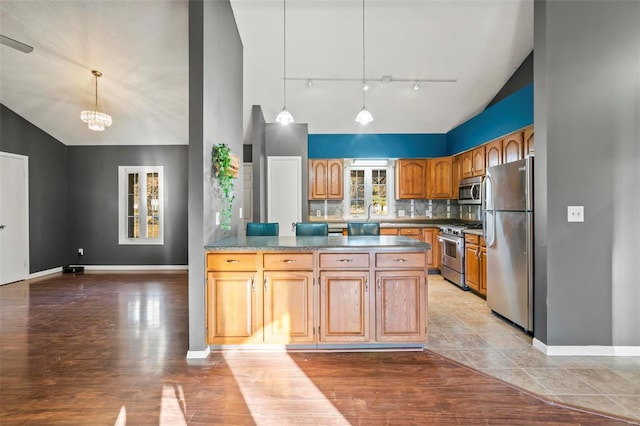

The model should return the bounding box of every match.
[204,235,430,351]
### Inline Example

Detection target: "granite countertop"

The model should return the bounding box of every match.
[205,235,431,251]
[463,229,484,236]
[307,218,480,229]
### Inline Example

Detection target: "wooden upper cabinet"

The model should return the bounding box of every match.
[502,131,524,164]
[309,159,343,200]
[485,139,503,169]
[524,125,534,157]
[452,155,460,199]
[472,146,486,177]
[459,151,473,179]
[429,156,454,199]
[395,159,429,199]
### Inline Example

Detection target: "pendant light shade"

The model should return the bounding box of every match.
[80,70,112,131]
[355,0,373,124]
[276,0,294,125]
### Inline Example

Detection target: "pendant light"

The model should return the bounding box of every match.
[275,0,294,125]
[355,0,373,125]
[80,70,112,131]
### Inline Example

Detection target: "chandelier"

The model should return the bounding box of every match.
[80,70,112,131]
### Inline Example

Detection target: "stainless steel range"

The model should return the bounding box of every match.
[438,223,482,289]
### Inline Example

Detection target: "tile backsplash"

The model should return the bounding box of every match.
[309,199,481,221]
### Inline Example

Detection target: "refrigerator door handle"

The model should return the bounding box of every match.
[483,174,497,248]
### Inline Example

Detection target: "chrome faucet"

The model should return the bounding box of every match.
[367,204,373,221]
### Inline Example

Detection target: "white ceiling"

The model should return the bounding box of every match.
[0,0,533,146]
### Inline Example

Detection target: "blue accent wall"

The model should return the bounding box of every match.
[309,133,447,159]
[307,83,533,159]
[446,83,533,155]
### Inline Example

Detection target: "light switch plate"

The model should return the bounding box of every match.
[215,212,221,225]
[567,206,584,222]
[239,207,243,218]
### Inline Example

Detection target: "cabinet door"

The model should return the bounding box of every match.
[502,131,524,163]
[452,155,461,199]
[464,244,480,292]
[206,271,261,344]
[524,126,534,157]
[395,159,428,199]
[326,159,344,199]
[429,156,454,199]
[309,160,328,199]
[319,271,370,342]
[460,152,474,179]
[375,270,427,342]
[263,271,315,344]
[472,146,486,177]
[479,245,487,296]
[485,140,503,169]
[421,228,440,269]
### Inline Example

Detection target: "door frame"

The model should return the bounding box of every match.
[0,151,29,284]
[267,156,302,236]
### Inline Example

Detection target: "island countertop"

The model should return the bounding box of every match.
[205,235,431,251]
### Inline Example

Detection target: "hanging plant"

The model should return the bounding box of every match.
[211,143,236,231]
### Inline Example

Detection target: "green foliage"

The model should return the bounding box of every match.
[211,143,236,231]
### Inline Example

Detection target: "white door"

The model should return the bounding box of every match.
[267,156,301,237]
[0,152,29,285]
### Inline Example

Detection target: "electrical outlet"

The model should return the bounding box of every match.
[78,248,84,256]
[316,210,321,217]
[215,212,221,226]
[239,207,243,218]
[567,206,584,222]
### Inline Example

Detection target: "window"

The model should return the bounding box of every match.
[344,160,394,219]
[118,166,164,245]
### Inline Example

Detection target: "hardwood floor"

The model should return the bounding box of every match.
[0,272,636,425]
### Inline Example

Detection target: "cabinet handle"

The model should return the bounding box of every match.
[225,259,240,264]
[377,276,381,290]
[251,277,255,292]
[264,276,268,292]
[393,258,407,263]
[338,258,353,263]
[475,248,480,259]
[280,259,296,264]
[365,276,368,292]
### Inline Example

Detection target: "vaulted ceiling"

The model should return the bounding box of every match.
[0,0,533,146]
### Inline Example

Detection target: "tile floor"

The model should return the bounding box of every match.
[426,274,640,422]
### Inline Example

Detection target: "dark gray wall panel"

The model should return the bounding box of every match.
[536,1,640,346]
[251,105,266,222]
[487,51,533,109]
[67,146,188,265]
[0,104,69,273]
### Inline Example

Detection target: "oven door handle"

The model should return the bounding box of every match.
[437,236,462,246]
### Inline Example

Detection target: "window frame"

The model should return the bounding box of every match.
[343,160,395,220]
[118,166,164,245]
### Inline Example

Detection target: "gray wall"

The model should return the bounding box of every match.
[250,105,266,222]
[67,146,188,265]
[188,0,244,352]
[1,104,69,273]
[534,1,640,346]
[265,123,309,221]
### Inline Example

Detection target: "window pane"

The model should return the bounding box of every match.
[127,173,140,238]
[350,170,365,215]
[146,172,159,238]
[372,169,387,215]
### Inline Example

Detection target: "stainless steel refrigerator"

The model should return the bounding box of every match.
[483,157,533,332]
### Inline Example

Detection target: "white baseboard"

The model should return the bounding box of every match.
[533,338,640,356]
[29,267,63,279]
[186,346,211,359]
[81,265,188,271]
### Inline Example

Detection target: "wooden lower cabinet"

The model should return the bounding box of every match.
[375,270,426,342]
[464,234,487,296]
[421,228,441,270]
[263,271,314,344]
[319,270,370,342]
[207,271,261,344]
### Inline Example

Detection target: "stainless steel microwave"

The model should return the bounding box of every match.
[458,176,482,204]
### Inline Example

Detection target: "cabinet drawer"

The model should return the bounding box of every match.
[319,253,369,268]
[479,236,486,247]
[264,253,314,270]
[465,234,479,244]
[376,252,426,269]
[380,228,398,235]
[207,253,257,271]
[399,228,420,236]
